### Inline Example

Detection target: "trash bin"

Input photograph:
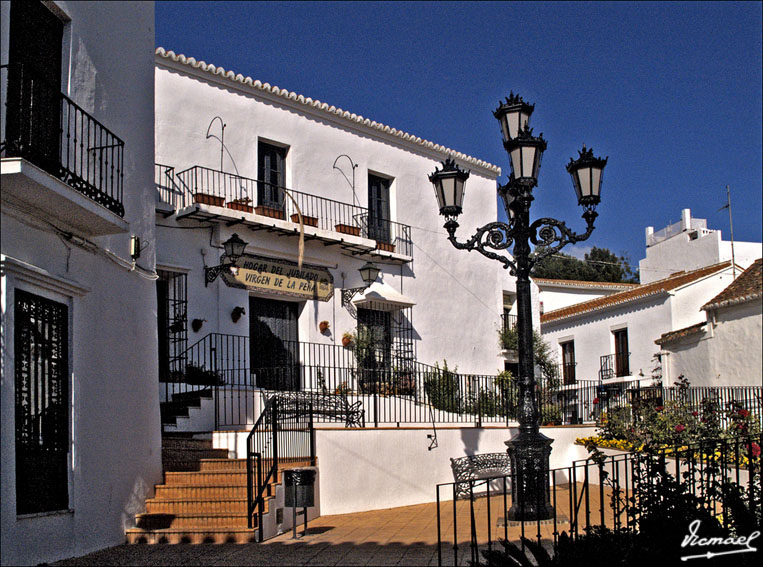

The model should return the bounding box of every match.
[284,468,316,508]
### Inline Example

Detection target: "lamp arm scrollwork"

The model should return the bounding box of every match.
[444,220,519,274]
[528,210,598,268]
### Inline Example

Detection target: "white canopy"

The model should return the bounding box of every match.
[352,281,416,312]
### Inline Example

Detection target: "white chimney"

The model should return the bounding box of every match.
[681,208,691,231]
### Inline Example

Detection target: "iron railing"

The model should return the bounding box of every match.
[162,333,763,430]
[246,395,315,542]
[599,352,631,380]
[161,164,414,256]
[1,64,125,216]
[501,314,518,332]
[435,435,762,566]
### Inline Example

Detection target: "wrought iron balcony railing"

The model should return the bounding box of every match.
[599,352,631,380]
[164,164,413,256]
[557,362,577,385]
[1,64,125,217]
[501,313,517,332]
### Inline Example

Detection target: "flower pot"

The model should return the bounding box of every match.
[194,193,225,207]
[335,223,361,236]
[342,336,353,347]
[319,321,330,332]
[254,205,285,220]
[376,241,396,253]
[226,200,253,213]
[291,213,319,227]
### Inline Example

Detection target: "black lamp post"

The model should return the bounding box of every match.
[341,261,382,307]
[204,233,248,286]
[429,93,607,520]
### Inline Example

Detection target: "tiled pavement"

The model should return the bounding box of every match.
[54,484,602,566]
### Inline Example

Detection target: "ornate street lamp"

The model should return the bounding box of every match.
[429,94,608,520]
[341,261,381,307]
[204,233,248,286]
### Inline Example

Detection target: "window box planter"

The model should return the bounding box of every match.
[376,241,396,253]
[194,193,225,207]
[254,205,285,220]
[335,223,361,236]
[291,213,319,227]
[226,199,253,213]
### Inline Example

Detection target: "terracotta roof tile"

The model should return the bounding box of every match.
[701,258,763,311]
[533,278,639,289]
[655,322,707,345]
[540,261,734,325]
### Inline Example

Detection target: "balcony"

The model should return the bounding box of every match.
[501,313,517,332]
[599,352,631,381]
[1,64,127,234]
[155,164,412,262]
[557,362,577,385]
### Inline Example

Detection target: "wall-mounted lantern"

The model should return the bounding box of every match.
[204,233,248,286]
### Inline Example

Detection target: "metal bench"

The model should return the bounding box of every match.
[450,452,512,499]
[274,391,365,428]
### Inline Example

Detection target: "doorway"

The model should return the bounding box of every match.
[249,296,300,390]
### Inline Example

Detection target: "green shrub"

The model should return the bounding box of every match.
[424,361,462,413]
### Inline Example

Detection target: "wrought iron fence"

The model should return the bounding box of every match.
[355,213,414,256]
[599,352,631,380]
[161,333,763,430]
[1,63,125,216]
[501,314,517,332]
[435,435,762,566]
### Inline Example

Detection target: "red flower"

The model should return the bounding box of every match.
[751,443,761,458]
[593,397,600,405]
[675,424,686,433]
[655,406,664,412]
[738,409,750,418]
[691,411,699,417]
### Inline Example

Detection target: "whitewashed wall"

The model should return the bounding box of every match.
[1,3,161,565]
[155,58,509,375]
[314,425,595,515]
[538,285,627,314]
[662,300,763,388]
[640,228,761,284]
[540,268,736,384]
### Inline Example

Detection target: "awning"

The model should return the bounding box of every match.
[352,281,416,312]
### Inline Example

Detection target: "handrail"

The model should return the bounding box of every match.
[246,395,278,541]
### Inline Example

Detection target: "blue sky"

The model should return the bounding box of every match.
[156,1,762,270]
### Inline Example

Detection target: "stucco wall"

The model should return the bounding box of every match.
[314,425,595,515]
[662,300,763,387]
[540,269,735,384]
[1,2,161,565]
[539,287,622,314]
[154,61,509,375]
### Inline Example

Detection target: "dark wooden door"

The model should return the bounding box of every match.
[561,341,576,384]
[249,297,299,390]
[368,175,391,243]
[7,1,63,173]
[257,142,286,211]
[614,329,629,377]
[14,289,69,515]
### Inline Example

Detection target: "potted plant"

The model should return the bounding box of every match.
[335,223,361,236]
[375,241,396,253]
[291,213,319,227]
[226,197,253,213]
[194,193,225,207]
[254,204,285,219]
[342,331,354,347]
[319,320,330,333]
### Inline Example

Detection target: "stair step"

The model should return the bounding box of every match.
[164,471,248,486]
[154,485,251,500]
[198,458,247,471]
[146,498,255,515]
[126,527,258,544]
[136,512,252,529]
[171,389,213,404]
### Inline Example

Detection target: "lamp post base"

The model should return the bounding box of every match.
[505,430,554,521]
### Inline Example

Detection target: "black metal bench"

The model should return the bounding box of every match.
[450,452,512,499]
[274,391,365,428]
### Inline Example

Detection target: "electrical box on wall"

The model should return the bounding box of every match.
[130,236,141,260]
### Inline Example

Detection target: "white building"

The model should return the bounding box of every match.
[655,258,762,388]
[1,2,160,565]
[640,208,761,284]
[535,278,638,314]
[540,261,738,386]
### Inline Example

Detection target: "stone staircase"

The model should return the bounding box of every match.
[126,434,312,544]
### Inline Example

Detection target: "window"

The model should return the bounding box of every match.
[613,329,629,377]
[249,297,299,391]
[6,0,64,174]
[14,289,69,515]
[157,271,188,382]
[560,340,576,385]
[367,174,391,243]
[257,141,287,211]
